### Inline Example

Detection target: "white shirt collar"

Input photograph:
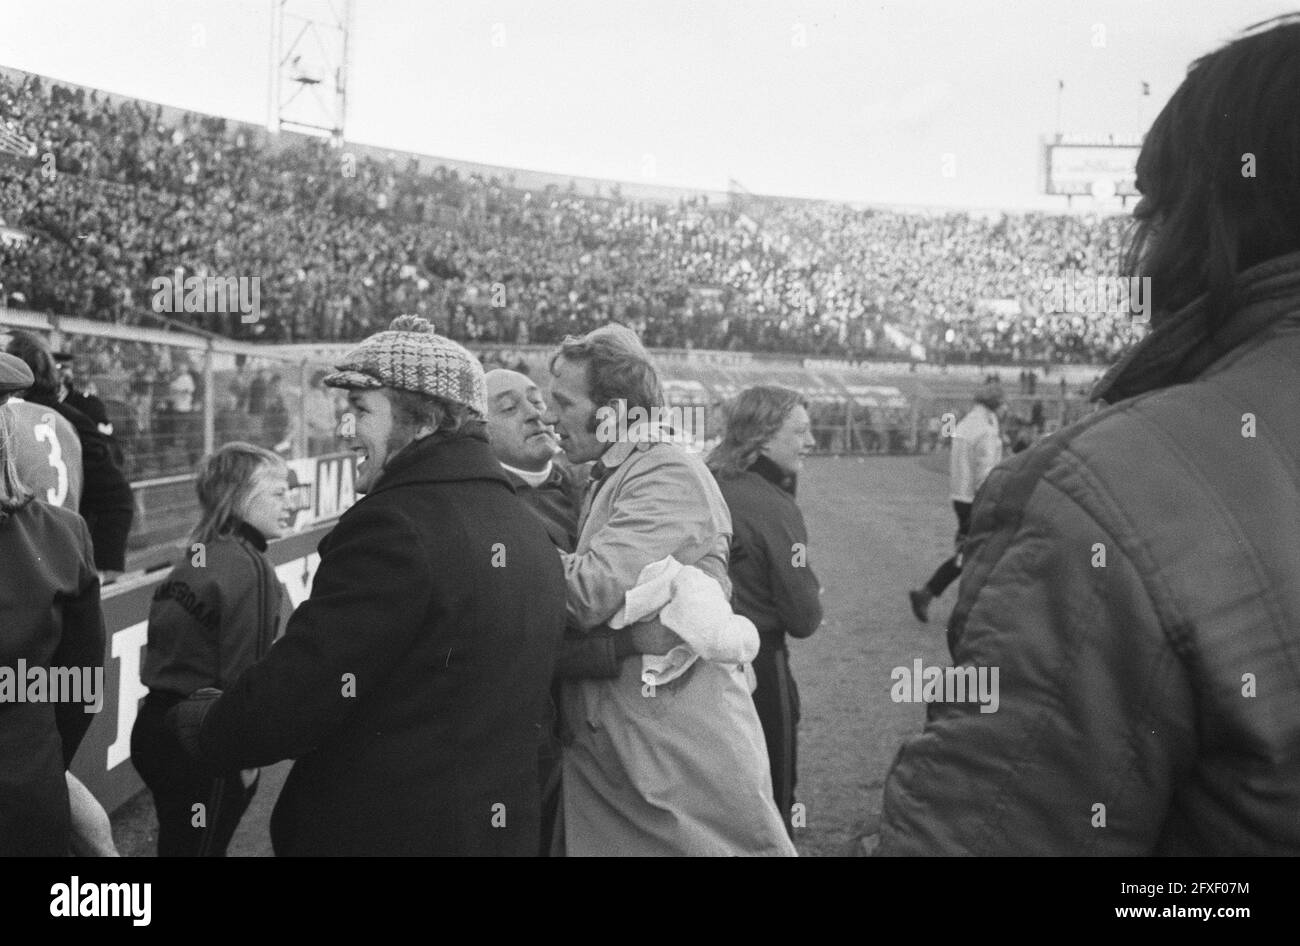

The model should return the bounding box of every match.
[500,459,553,487]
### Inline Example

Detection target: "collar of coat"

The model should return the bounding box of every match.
[232,518,269,551]
[747,453,798,496]
[591,433,661,482]
[27,390,97,436]
[1092,250,1300,405]
[366,433,514,496]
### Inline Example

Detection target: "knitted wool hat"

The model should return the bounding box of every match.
[324,315,487,416]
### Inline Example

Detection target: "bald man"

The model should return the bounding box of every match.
[485,369,580,549]
[485,368,655,855]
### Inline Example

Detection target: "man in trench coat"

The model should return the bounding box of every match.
[544,325,795,856]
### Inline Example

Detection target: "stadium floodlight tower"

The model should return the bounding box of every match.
[267,0,353,146]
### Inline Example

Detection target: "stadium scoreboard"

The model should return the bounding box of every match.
[1042,135,1141,199]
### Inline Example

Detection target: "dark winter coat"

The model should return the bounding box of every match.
[715,454,822,651]
[0,498,105,856]
[26,392,134,571]
[190,433,565,856]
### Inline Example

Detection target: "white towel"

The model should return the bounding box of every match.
[610,556,759,686]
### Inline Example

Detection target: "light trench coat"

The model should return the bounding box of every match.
[560,433,796,856]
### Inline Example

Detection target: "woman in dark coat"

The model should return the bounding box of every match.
[0,391,106,856]
[707,386,823,835]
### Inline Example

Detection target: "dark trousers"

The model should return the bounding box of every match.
[751,640,800,835]
[130,693,256,857]
[924,501,974,598]
[82,507,134,572]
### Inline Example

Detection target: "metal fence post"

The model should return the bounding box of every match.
[203,341,215,456]
[297,358,310,458]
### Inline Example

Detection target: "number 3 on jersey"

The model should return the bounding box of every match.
[34,412,70,506]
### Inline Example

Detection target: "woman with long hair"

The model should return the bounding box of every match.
[0,365,106,856]
[130,442,293,856]
[706,385,823,835]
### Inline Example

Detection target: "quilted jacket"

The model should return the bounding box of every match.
[879,251,1300,855]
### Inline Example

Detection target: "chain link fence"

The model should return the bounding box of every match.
[803,392,1095,457]
[1,310,342,569]
[3,312,1101,569]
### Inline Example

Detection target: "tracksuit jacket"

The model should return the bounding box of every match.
[140,521,291,697]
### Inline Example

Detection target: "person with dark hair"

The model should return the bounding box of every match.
[261,374,290,453]
[1029,399,1045,435]
[54,351,122,465]
[0,357,106,856]
[878,15,1300,855]
[172,316,564,855]
[245,368,269,416]
[707,385,822,835]
[5,331,134,578]
[130,442,293,856]
[907,380,1004,623]
[545,324,794,856]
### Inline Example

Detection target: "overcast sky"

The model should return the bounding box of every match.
[0,0,1291,209]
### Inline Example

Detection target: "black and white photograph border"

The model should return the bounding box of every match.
[0,0,1294,922]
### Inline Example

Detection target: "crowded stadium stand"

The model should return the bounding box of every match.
[1,65,1136,362]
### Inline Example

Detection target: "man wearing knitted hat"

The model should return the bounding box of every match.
[174,316,565,856]
[908,379,1005,623]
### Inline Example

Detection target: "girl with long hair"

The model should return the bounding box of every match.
[130,442,293,856]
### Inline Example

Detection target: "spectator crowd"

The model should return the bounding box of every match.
[2,70,1137,366]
